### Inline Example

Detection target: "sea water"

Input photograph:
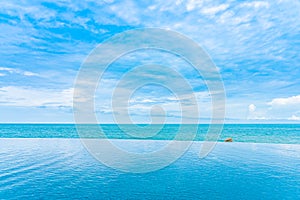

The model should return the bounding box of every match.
[0,124,300,199]
[0,139,299,199]
[0,124,300,144]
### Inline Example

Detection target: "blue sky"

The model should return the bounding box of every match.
[0,0,300,123]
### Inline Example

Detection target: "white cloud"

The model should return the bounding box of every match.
[217,10,235,24]
[176,0,183,6]
[240,1,269,9]
[1,0,300,123]
[110,1,140,25]
[248,104,256,112]
[0,67,39,77]
[261,95,300,121]
[186,0,203,11]
[288,115,300,121]
[268,95,300,106]
[201,4,229,15]
[0,67,15,73]
[251,116,267,120]
[0,86,73,107]
[247,103,265,120]
[23,71,39,76]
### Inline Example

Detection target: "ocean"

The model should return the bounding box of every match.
[1,124,300,144]
[1,124,300,199]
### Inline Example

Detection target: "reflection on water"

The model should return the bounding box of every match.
[0,139,300,199]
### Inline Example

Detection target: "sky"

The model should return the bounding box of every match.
[0,0,300,123]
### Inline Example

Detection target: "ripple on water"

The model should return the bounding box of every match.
[0,139,300,199]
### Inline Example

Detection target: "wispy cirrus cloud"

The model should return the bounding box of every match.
[201,4,229,16]
[240,1,270,9]
[0,0,299,122]
[0,67,39,77]
[0,86,73,107]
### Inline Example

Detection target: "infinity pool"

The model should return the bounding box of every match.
[0,139,299,199]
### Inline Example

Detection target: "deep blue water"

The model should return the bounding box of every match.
[0,139,299,199]
[0,124,300,144]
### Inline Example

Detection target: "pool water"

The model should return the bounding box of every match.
[0,139,299,199]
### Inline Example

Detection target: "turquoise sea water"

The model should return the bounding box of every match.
[0,139,299,199]
[1,124,300,199]
[1,124,300,144]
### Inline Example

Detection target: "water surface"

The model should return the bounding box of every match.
[0,139,299,199]
[1,124,300,144]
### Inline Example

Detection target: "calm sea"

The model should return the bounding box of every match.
[0,139,299,199]
[0,124,300,144]
[1,124,300,199]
